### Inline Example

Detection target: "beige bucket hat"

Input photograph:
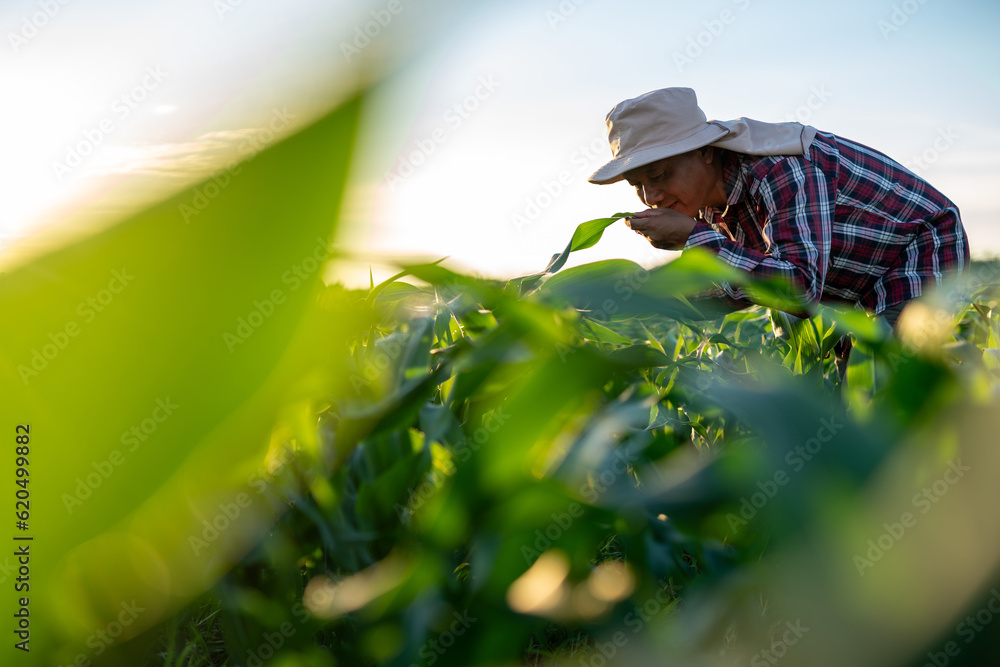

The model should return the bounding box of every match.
[589,87,817,185]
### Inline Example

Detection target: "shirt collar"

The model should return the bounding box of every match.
[700,150,747,223]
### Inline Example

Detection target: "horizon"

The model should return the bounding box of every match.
[2,0,997,287]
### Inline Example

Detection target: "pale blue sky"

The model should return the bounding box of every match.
[2,0,997,283]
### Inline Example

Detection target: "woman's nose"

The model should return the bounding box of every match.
[641,184,664,206]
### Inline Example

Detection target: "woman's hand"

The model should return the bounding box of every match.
[625,209,698,250]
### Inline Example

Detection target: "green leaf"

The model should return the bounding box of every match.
[583,319,634,346]
[607,345,672,368]
[569,216,621,252]
[1,95,367,652]
[511,213,631,295]
[367,258,449,305]
[814,304,886,344]
[708,334,737,348]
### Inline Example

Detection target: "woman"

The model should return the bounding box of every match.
[588,87,970,330]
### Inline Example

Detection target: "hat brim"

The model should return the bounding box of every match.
[587,123,730,185]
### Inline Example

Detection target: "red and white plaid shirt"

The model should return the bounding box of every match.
[685,131,970,314]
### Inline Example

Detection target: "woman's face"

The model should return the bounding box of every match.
[624,148,720,218]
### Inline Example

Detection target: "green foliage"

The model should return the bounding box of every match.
[1,94,366,665]
[8,92,1000,666]
[145,223,1000,665]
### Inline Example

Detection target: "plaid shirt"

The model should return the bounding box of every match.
[684,131,970,314]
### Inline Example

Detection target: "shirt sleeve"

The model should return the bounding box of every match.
[683,157,835,306]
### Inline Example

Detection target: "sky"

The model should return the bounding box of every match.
[2,0,998,286]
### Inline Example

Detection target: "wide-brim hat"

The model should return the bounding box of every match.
[589,88,728,185]
[588,87,816,185]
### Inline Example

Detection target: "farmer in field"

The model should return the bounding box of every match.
[589,87,970,330]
